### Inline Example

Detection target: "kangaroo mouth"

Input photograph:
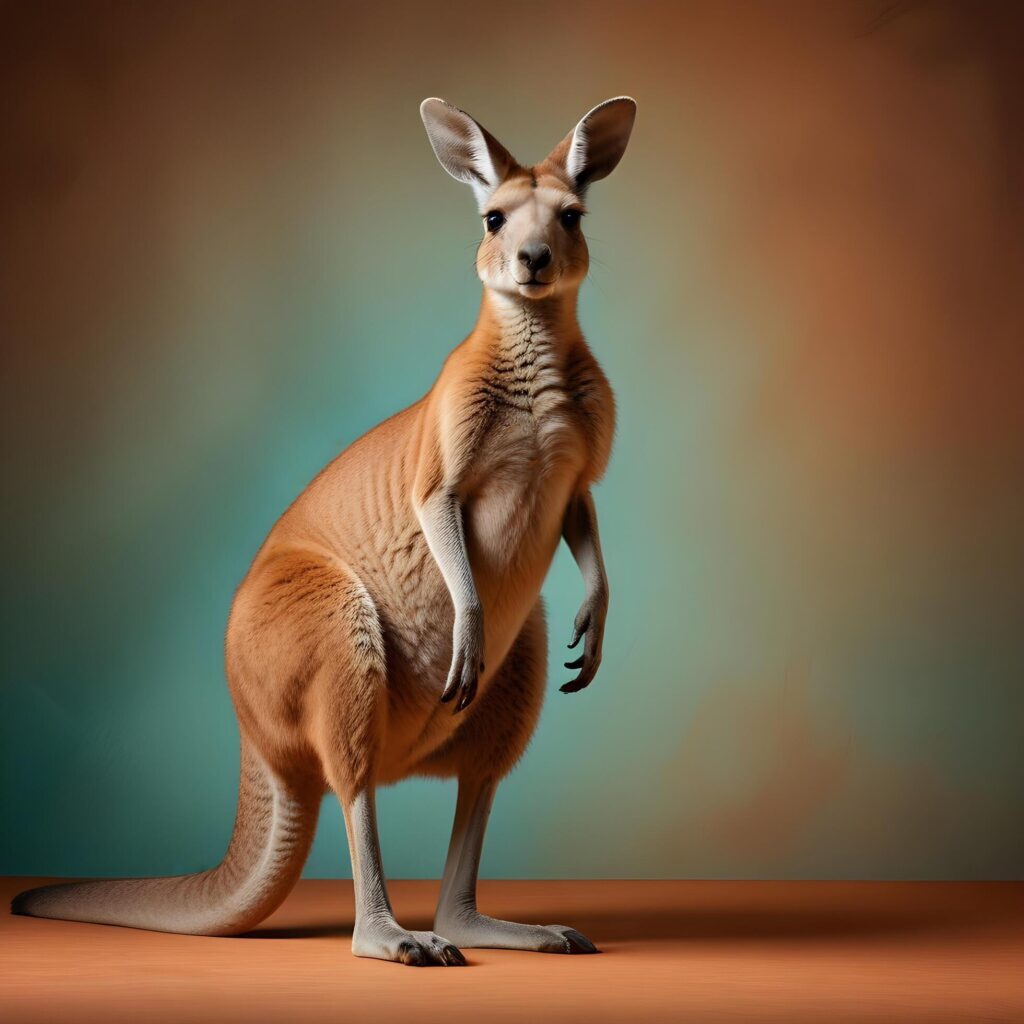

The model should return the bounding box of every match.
[518,281,554,299]
[516,273,559,294]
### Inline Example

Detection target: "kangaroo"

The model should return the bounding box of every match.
[13,96,635,966]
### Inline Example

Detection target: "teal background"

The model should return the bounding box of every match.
[3,1,1022,881]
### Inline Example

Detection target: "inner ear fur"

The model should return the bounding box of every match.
[420,98,520,207]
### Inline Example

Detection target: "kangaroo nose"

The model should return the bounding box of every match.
[518,243,551,272]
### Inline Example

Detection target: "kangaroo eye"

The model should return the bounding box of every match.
[485,211,505,233]
[560,209,582,231]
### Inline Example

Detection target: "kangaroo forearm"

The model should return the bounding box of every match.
[562,490,608,598]
[416,484,485,710]
[416,487,481,619]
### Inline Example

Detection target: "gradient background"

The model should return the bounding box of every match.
[2,0,1022,882]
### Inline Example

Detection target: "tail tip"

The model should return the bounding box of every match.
[11,887,41,917]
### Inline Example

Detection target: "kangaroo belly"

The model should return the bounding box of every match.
[465,408,586,666]
[468,471,570,608]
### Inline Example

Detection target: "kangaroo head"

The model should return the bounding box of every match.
[421,97,636,301]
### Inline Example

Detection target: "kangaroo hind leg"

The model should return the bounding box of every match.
[296,561,464,966]
[433,602,598,953]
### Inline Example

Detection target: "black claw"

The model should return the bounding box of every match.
[564,655,585,670]
[454,682,476,713]
[399,941,425,966]
[563,929,599,954]
[440,687,457,704]
[443,944,467,966]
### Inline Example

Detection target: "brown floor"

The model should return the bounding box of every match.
[1,878,1022,1023]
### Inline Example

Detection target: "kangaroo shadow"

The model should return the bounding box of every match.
[242,912,437,940]
[242,900,1020,944]
[531,903,1019,943]
[242,922,355,940]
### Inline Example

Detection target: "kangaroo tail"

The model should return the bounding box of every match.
[11,744,321,936]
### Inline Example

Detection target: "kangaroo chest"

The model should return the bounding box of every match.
[465,341,588,584]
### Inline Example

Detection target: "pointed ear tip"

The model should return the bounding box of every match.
[593,96,637,119]
[579,95,637,126]
[420,97,449,117]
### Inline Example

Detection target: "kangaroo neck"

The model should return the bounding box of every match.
[475,287,582,359]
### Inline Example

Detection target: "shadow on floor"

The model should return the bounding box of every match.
[243,901,1020,944]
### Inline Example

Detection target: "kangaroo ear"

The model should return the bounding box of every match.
[547,97,637,192]
[420,98,518,209]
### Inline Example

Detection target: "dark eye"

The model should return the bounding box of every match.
[560,209,582,231]
[485,211,505,233]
